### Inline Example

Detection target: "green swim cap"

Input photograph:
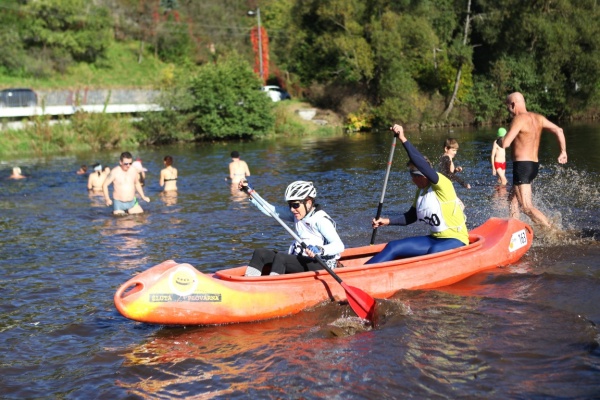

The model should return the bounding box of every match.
[497,127,507,137]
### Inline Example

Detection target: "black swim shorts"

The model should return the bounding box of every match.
[512,161,539,185]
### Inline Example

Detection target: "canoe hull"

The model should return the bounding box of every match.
[114,218,533,325]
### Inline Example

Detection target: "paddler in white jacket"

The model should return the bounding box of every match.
[239,180,345,276]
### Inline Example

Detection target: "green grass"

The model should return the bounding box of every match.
[0,41,171,90]
[0,41,345,157]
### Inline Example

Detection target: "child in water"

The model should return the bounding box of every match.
[439,138,471,189]
[490,128,508,186]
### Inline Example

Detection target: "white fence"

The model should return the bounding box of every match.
[0,103,162,118]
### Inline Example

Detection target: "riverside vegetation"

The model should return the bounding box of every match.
[1,0,599,157]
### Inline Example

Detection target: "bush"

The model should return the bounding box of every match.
[186,56,275,139]
[134,86,196,144]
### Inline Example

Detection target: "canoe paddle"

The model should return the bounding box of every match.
[241,184,375,322]
[370,132,398,245]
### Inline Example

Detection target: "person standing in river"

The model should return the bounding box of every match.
[439,138,471,189]
[87,163,105,193]
[491,127,508,186]
[159,155,178,192]
[132,158,147,187]
[8,166,26,180]
[501,92,567,229]
[102,152,150,215]
[228,151,250,185]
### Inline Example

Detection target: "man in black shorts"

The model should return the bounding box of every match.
[512,161,539,185]
[501,92,567,228]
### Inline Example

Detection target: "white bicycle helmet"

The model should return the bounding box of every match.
[285,181,317,201]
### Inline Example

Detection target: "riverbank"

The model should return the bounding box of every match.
[0,100,345,159]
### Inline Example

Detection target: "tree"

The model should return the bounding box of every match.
[154,15,193,64]
[441,0,473,119]
[22,0,113,72]
[473,0,600,118]
[186,56,275,139]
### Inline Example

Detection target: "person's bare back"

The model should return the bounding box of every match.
[228,151,250,185]
[506,112,545,162]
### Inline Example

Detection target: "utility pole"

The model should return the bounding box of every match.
[247,8,264,82]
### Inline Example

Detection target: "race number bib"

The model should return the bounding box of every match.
[509,229,528,252]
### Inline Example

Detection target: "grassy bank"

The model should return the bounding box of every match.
[0,39,346,158]
[0,101,344,158]
[0,42,168,90]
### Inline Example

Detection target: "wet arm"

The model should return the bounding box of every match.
[452,173,469,188]
[102,172,114,202]
[403,140,439,184]
[135,176,149,200]
[543,118,567,163]
[491,144,498,171]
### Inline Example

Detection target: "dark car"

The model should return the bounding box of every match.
[0,88,38,107]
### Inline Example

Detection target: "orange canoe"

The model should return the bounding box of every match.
[114,218,533,326]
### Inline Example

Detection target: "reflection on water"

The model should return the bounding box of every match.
[114,286,600,398]
[100,215,149,269]
[88,190,105,208]
[118,306,383,398]
[489,184,509,216]
[1,124,600,398]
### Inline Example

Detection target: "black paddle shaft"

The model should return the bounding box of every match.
[370,133,398,245]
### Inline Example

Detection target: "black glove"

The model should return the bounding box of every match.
[239,180,250,193]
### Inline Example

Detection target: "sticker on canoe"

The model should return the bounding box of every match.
[168,265,199,296]
[509,229,528,252]
[150,293,222,302]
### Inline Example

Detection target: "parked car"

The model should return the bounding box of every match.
[261,85,291,102]
[0,88,38,107]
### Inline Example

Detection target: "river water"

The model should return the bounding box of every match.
[1,123,599,398]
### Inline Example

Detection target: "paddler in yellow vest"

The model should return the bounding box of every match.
[367,124,468,264]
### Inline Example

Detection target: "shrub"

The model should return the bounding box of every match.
[186,56,275,139]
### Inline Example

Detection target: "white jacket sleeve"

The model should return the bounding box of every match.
[315,217,345,256]
[249,192,295,222]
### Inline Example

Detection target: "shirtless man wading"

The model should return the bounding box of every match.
[501,92,567,228]
[103,152,150,215]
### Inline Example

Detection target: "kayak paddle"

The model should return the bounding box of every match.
[241,184,376,322]
[370,132,398,245]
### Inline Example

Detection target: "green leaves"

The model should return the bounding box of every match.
[14,0,113,74]
[186,57,275,139]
